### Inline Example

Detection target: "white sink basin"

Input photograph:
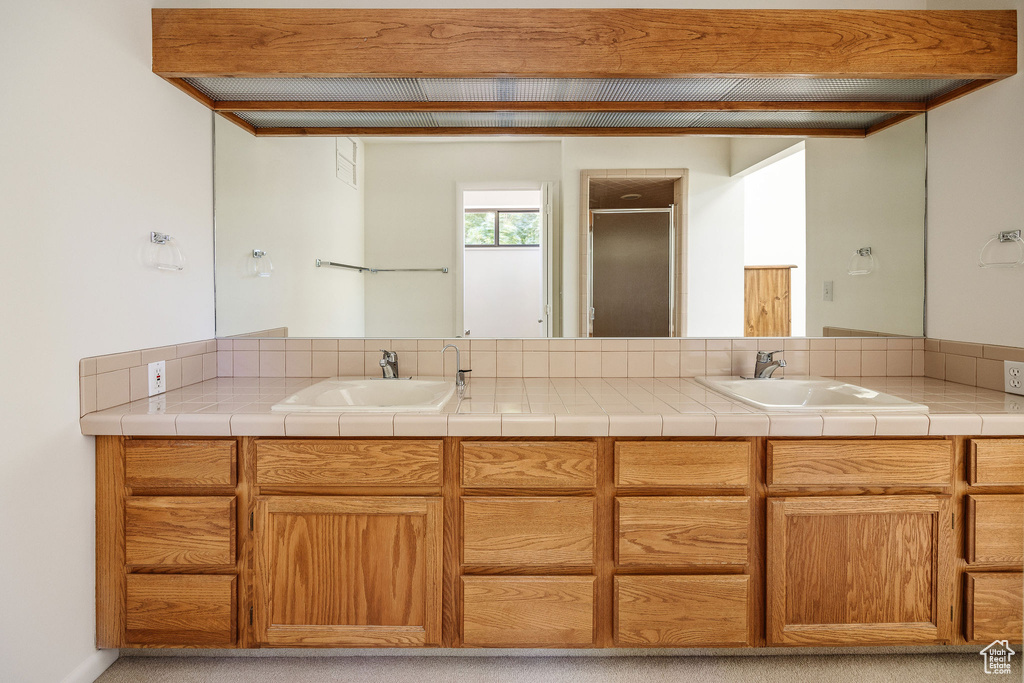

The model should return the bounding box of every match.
[272,377,457,413]
[695,376,928,412]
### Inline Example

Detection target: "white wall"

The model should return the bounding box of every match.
[215,119,365,337]
[465,248,545,337]
[926,0,1023,347]
[362,141,561,337]
[560,137,746,337]
[0,1,214,681]
[805,117,927,337]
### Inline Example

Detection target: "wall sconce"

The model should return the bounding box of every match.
[251,249,273,277]
[148,232,184,271]
[847,247,875,276]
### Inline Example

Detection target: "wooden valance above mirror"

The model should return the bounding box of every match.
[152,8,1016,138]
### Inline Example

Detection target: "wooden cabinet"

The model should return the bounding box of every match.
[767,495,952,646]
[616,496,749,567]
[614,441,749,489]
[462,441,596,488]
[462,496,594,567]
[125,439,236,488]
[965,572,1024,644]
[254,496,442,647]
[256,439,441,487]
[768,440,952,489]
[969,439,1024,486]
[126,575,236,646]
[615,575,749,647]
[966,494,1024,565]
[462,576,595,647]
[125,496,235,567]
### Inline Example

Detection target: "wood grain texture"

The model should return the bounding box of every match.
[214,100,928,113]
[594,437,615,649]
[616,497,749,567]
[462,497,595,567]
[462,576,595,647]
[768,440,952,488]
[256,439,441,487]
[462,441,596,489]
[125,574,236,646]
[767,495,952,646]
[970,439,1024,486]
[125,439,236,488]
[615,441,750,488]
[237,437,256,649]
[152,9,1017,79]
[965,572,1023,644]
[255,496,442,647]
[615,575,749,646]
[96,436,125,648]
[744,266,792,337]
[966,495,1024,565]
[126,497,235,567]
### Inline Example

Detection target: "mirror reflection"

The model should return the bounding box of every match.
[214,115,925,339]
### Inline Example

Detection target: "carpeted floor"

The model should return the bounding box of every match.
[95,653,1007,682]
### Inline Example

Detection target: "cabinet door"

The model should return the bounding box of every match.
[767,496,952,646]
[254,496,442,647]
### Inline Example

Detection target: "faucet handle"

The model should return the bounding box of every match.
[756,349,784,362]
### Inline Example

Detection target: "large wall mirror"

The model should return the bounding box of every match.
[214,115,925,339]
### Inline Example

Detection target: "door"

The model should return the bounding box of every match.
[254,496,442,647]
[767,495,952,646]
[591,209,672,337]
[744,265,794,336]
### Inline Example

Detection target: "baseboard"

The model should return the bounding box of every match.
[61,650,119,683]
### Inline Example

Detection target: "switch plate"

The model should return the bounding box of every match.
[1006,360,1024,396]
[823,281,834,302]
[148,360,166,396]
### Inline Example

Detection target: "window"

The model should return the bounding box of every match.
[465,209,540,246]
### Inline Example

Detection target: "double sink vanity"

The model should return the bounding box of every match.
[89,364,1024,652]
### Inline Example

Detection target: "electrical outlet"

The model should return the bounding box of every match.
[823,280,834,302]
[1006,360,1024,396]
[148,360,166,396]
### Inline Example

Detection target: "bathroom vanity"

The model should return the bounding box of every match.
[94,433,1023,650]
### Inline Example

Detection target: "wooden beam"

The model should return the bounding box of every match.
[865,112,922,137]
[248,126,866,139]
[926,79,1000,110]
[213,100,926,114]
[153,9,1016,80]
[216,112,257,136]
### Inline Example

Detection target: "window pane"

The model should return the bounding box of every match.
[464,211,495,245]
[498,211,540,245]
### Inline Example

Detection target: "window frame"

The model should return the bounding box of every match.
[464,208,541,247]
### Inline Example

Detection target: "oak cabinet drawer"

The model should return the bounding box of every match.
[126,496,236,566]
[462,576,595,647]
[462,441,596,488]
[256,439,441,487]
[125,439,236,488]
[126,574,236,646]
[615,441,750,488]
[768,440,952,488]
[967,495,1024,565]
[616,497,749,567]
[615,575,749,646]
[969,439,1024,486]
[966,572,1024,644]
[462,497,594,566]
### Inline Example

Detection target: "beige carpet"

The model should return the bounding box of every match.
[96,653,1006,682]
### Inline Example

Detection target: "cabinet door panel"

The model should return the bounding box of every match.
[615,441,749,488]
[126,574,235,646]
[256,440,442,487]
[462,441,596,488]
[966,572,1024,644]
[615,575,749,646]
[125,439,235,488]
[616,497,749,567]
[967,495,1024,565]
[768,440,952,488]
[255,496,442,647]
[462,576,595,647]
[969,439,1024,486]
[125,496,235,567]
[462,497,594,567]
[768,496,952,646]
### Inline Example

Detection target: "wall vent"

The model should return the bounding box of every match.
[336,138,357,189]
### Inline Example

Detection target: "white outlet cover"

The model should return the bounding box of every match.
[1005,360,1024,397]
[148,360,166,396]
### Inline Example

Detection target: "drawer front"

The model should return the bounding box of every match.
[125,439,236,488]
[462,441,596,488]
[970,439,1024,486]
[615,441,749,488]
[462,497,594,566]
[617,497,749,567]
[615,575,749,646]
[967,495,1024,564]
[462,576,595,647]
[256,439,441,487]
[126,574,236,646]
[966,572,1024,644]
[125,497,235,567]
[768,440,952,488]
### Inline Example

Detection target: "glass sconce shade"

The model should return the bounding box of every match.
[251,249,273,277]
[149,232,185,271]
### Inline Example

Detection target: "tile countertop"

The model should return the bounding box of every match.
[80,376,1024,438]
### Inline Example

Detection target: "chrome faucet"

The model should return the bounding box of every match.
[753,350,787,379]
[442,344,471,390]
[379,349,399,378]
